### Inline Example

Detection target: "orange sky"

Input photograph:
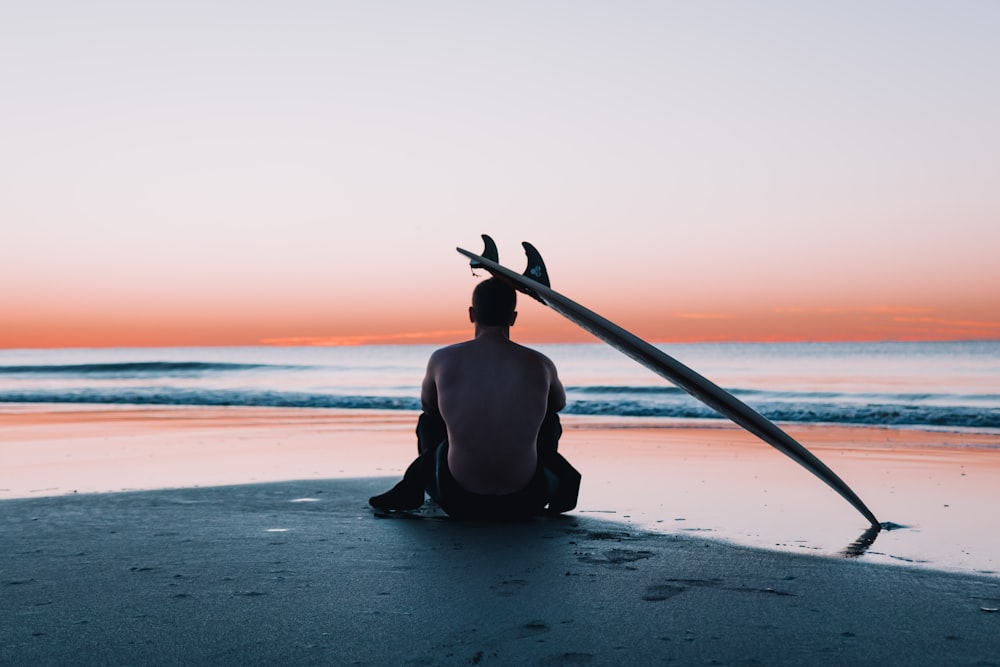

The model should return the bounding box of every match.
[3,275,997,349]
[2,4,998,349]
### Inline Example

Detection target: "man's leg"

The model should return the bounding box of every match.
[368,456,426,510]
[537,411,581,513]
[417,412,447,455]
[368,412,445,511]
[536,409,562,458]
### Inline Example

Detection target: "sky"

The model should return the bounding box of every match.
[2,1,998,348]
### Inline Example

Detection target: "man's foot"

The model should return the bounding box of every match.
[369,480,425,511]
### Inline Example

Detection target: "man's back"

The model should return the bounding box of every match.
[423,331,565,495]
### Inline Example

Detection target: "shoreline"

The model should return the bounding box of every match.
[2,404,999,577]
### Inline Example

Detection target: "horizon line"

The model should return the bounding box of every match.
[2,336,998,352]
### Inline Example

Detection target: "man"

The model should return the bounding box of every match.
[369,278,580,519]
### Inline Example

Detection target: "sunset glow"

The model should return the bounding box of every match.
[2,2,997,349]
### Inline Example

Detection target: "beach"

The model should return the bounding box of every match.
[2,406,999,665]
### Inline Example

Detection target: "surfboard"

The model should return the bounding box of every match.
[457,235,880,528]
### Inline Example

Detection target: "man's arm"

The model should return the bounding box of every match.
[420,352,440,417]
[546,359,567,413]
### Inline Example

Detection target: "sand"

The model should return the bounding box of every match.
[2,406,1000,665]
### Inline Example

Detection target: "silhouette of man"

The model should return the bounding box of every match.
[369,278,580,519]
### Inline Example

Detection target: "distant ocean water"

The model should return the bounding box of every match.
[1,342,998,434]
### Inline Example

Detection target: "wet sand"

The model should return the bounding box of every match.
[2,406,1000,664]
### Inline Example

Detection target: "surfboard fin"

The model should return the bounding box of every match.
[469,235,499,271]
[521,242,550,287]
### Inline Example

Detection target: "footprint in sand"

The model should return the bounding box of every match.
[642,584,688,602]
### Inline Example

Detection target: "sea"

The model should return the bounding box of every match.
[1,341,998,434]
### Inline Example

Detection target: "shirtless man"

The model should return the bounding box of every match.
[369,278,579,519]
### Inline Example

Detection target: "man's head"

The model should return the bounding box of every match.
[470,278,517,327]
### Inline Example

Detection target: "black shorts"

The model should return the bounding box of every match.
[428,441,550,520]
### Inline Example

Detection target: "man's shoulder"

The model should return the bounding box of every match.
[432,339,476,355]
[503,341,559,375]
[509,340,552,359]
[427,340,475,364]
[431,338,548,360]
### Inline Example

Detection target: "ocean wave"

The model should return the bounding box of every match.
[1,388,998,431]
[0,388,420,411]
[0,362,288,377]
[562,399,1000,430]
[569,385,686,395]
[570,385,1000,405]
